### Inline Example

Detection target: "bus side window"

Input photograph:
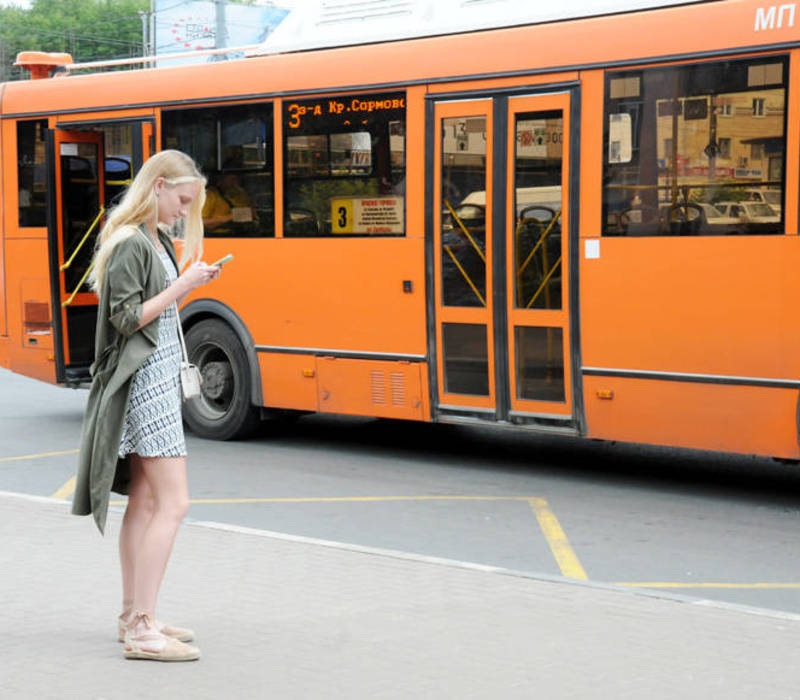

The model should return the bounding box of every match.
[603,57,787,237]
[162,102,275,239]
[282,91,406,237]
[17,120,48,228]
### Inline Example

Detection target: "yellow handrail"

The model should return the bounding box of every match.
[60,206,105,271]
[526,256,561,309]
[443,200,486,263]
[515,219,525,308]
[517,210,561,278]
[62,260,94,307]
[444,245,485,306]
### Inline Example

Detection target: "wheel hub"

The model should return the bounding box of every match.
[201,361,233,401]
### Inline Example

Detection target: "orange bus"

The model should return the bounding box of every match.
[2,0,799,459]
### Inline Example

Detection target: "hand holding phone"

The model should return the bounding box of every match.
[211,254,234,267]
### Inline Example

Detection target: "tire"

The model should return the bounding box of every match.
[182,318,260,440]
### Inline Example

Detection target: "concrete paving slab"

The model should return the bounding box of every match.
[1,491,799,699]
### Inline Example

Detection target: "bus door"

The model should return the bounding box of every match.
[433,100,497,418]
[504,94,574,424]
[53,129,105,382]
[431,91,576,428]
[50,118,153,383]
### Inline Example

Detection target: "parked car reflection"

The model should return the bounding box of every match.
[613,201,755,235]
[714,201,780,224]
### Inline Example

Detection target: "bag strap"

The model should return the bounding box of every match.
[175,305,190,365]
[138,227,189,364]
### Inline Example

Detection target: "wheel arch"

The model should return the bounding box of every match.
[179,299,263,407]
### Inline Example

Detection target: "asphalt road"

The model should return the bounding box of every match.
[2,367,799,614]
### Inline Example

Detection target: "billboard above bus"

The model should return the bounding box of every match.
[252,0,714,55]
[155,0,289,66]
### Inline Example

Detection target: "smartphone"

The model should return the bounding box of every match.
[211,254,234,267]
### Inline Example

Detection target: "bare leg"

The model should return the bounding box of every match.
[119,456,154,616]
[130,455,189,620]
[123,456,199,660]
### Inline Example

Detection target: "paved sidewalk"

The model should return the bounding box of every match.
[1,491,799,699]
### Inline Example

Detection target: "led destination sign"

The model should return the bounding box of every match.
[285,93,405,130]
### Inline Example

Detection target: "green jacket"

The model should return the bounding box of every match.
[72,226,180,534]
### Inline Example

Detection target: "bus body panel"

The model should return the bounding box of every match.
[194,237,427,356]
[5,237,56,384]
[578,71,605,241]
[580,236,800,379]
[584,375,800,459]
[257,353,431,420]
[257,352,321,412]
[316,356,427,421]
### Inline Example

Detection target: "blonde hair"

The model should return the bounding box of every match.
[90,150,207,292]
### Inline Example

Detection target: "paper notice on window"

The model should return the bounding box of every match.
[231,207,253,223]
[331,197,404,234]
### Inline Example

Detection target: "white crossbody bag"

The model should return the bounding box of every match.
[139,229,202,401]
[176,313,202,401]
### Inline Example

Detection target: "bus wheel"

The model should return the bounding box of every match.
[182,318,260,440]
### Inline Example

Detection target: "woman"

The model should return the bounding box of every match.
[72,150,220,662]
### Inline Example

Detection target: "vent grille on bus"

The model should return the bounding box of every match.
[370,370,408,406]
[370,371,386,405]
[320,0,413,24]
[390,373,406,406]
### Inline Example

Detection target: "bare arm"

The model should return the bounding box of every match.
[136,262,220,330]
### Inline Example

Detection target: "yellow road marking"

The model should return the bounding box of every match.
[104,492,800,589]
[528,497,588,580]
[0,448,78,463]
[109,495,536,505]
[51,476,77,500]
[616,582,800,589]
[158,495,532,505]
[110,494,589,580]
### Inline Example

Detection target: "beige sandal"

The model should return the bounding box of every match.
[117,612,194,643]
[123,612,200,662]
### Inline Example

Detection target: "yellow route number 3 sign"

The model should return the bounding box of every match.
[331,196,404,234]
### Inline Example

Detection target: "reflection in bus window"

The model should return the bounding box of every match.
[283,92,406,237]
[102,123,134,208]
[60,143,100,294]
[513,111,563,311]
[440,116,487,307]
[104,157,133,208]
[162,103,274,238]
[286,135,329,178]
[17,120,48,227]
[603,57,787,236]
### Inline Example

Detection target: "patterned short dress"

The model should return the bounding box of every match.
[118,248,187,458]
